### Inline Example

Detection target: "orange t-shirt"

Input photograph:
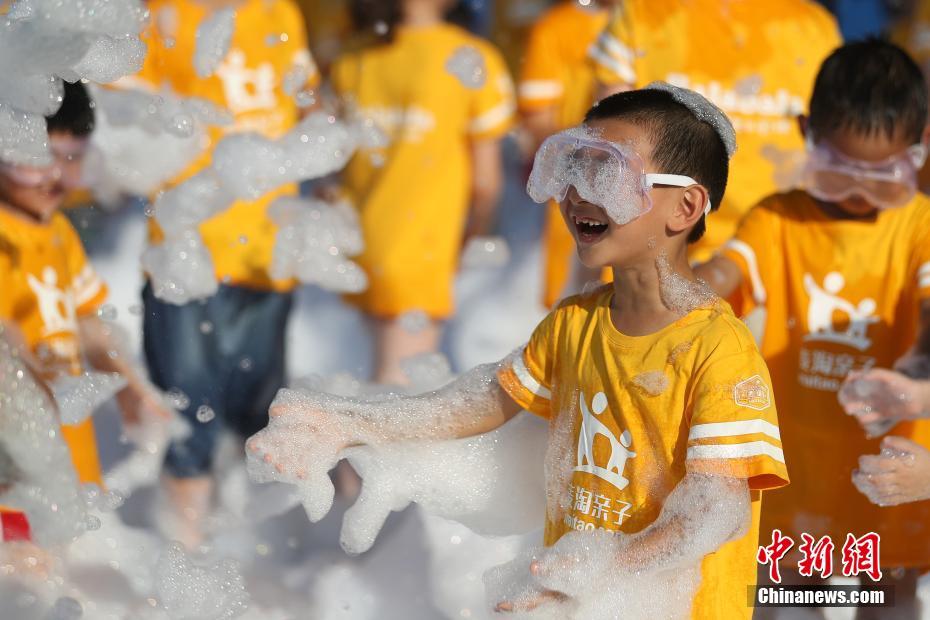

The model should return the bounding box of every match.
[130,0,319,291]
[722,189,930,567]
[0,209,108,486]
[498,288,787,619]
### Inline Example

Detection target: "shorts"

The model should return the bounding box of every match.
[142,282,293,478]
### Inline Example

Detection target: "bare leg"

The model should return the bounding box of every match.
[159,475,213,551]
[372,316,442,386]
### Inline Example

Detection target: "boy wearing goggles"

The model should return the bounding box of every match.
[0,83,171,496]
[250,83,787,619]
[696,40,930,609]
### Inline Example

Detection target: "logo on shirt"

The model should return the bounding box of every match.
[574,391,637,491]
[27,266,78,338]
[734,375,771,411]
[802,272,878,351]
[215,48,278,114]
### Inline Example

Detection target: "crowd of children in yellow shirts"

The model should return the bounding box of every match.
[7,0,930,617]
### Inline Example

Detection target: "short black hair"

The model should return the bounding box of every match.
[584,89,728,244]
[809,38,928,144]
[46,80,95,137]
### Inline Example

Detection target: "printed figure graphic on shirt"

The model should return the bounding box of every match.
[803,272,879,351]
[574,390,637,491]
[27,266,78,339]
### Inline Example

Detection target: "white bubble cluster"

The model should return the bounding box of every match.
[445,46,487,89]
[50,371,127,426]
[194,7,235,78]
[0,0,148,165]
[86,85,232,205]
[146,112,368,305]
[645,81,738,158]
[0,334,89,547]
[655,252,717,317]
[155,543,249,620]
[268,197,367,292]
[484,474,750,619]
[247,354,547,552]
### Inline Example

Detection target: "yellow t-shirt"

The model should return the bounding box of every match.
[498,287,787,619]
[721,190,930,568]
[0,209,108,486]
[589,0,841,262]
[518,1,611,309]
[332,24,515,319]
[131,0,319,292]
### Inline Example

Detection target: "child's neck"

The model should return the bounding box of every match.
[0,199,44,225]
[402,1,445,28]
[608,244,695,337]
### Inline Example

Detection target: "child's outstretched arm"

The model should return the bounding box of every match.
[498,472,750,612]
[247,359,524,521]
[693,255,744,299]
[78,315,173,425]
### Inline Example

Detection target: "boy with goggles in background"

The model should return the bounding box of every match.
[249,82,787,619]
[696,39,930,612]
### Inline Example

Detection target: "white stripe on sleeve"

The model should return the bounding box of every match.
[687,441,785,464]
[724,239,767,305]
[511,351,551,400]
[689,419,781,442]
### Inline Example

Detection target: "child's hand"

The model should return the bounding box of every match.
[494,589,567,613]
[116,382,173,426]
[838,369,930,436]
[853,436,930,506]
[246,388,360,522]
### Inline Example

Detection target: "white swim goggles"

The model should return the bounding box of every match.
[527,127,710,225]
[802,136,927,210]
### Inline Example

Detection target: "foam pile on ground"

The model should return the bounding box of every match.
[0,334,89,547]
[147,112,370,305]
[51,371,127,426]
[268,197,367,292]
[86,86,232,205]
[247,354,546,553]
[0,0,147,165]
[155,542,249,620]
[194,7,235,78]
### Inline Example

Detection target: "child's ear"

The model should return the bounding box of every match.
[921,123,930,147]
[667,185,709,235]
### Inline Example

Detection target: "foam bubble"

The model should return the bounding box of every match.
[141,229,219,305]
[461,236,511,269]
[155,543,249,619]
[194,8,235,78]
[655,252,717,316]
[50,371,127,426]
[632,371,669,396]
[645,82,737,158]
[445,46,487,89]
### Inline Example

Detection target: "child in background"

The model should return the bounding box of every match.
[332,0,514,385]
[517,0,618,308]
[588,0,840,263]
[695,40,930,612]
[126,0,319,547]
[0,82,171,490]
[250,84,788,619]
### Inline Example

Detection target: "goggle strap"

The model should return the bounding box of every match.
[644,173,712,216]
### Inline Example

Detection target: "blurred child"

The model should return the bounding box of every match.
[695,40,930,612]
[332,0,514,384]
[517,0,618,307]
[0,81,170,491]
[127,0,319,547]
[251,84,788,619]
[587,0,840,265]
